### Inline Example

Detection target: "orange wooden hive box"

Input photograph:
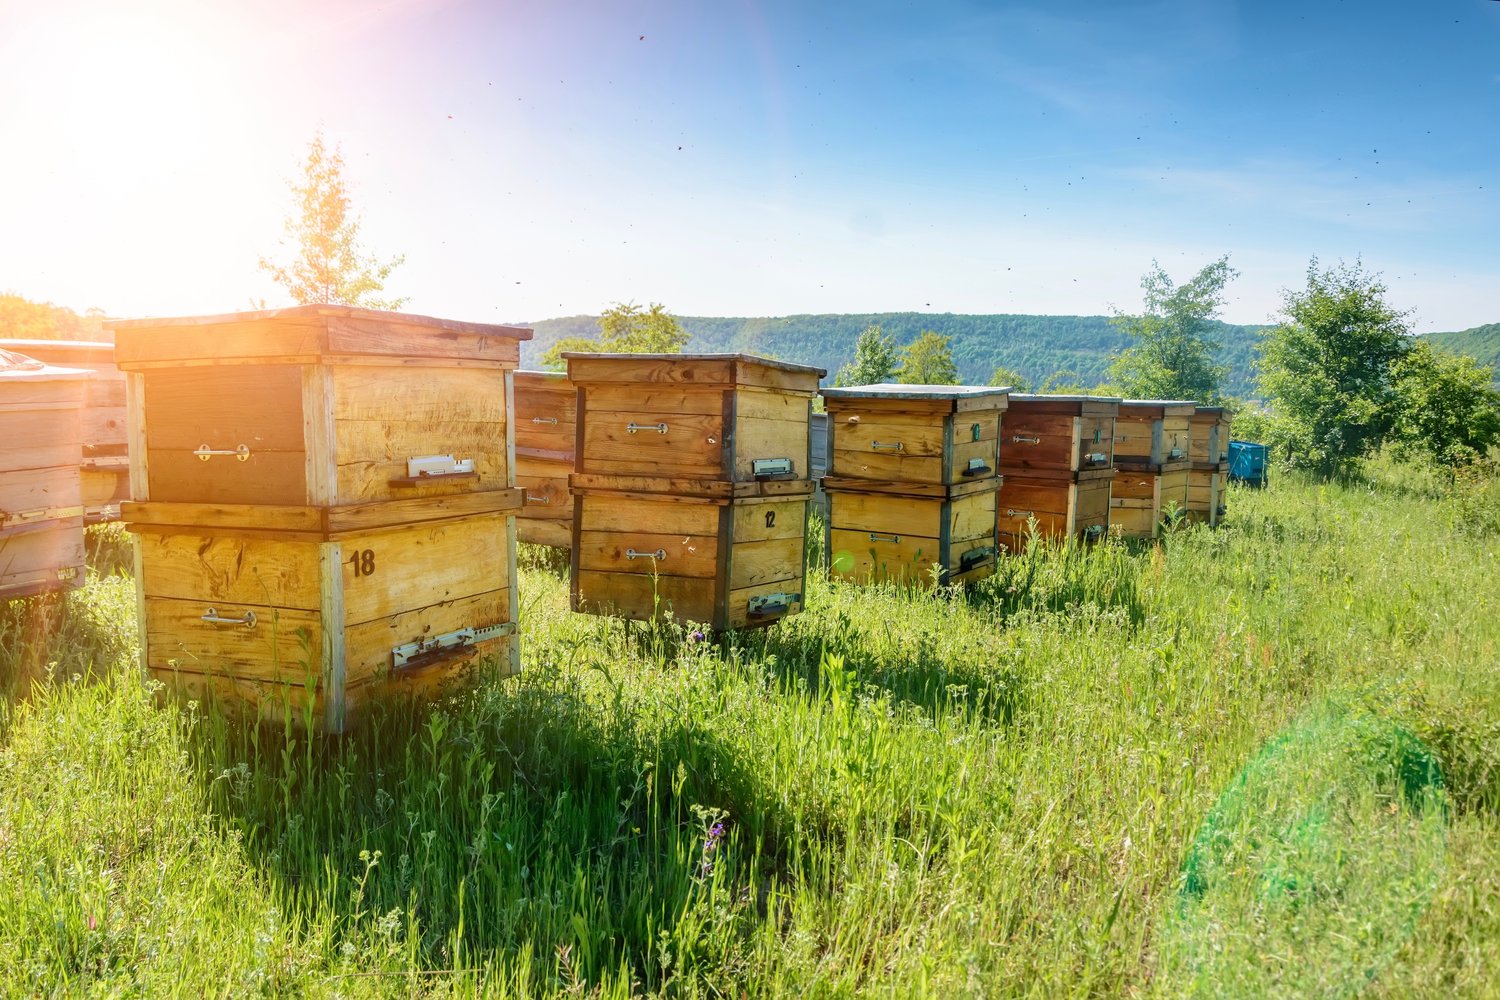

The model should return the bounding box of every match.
[996,393,1120,551]
[1110,399,1196,538]
[0,339,129,522]
[1185,405,1232,527]
[820,384,1009,585]
[512,370,575,547]
[109,306,532,730]
[565,352,824,630]
[0,349,88,599]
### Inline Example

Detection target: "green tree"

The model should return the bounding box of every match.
[895,330,958,385]
[835,324,898,386]
[1390,340,1500,469]
[1108,255,1236,402]
[259,133,407,309]
[1257,259,1411,477]
[541,302,689,369]
[987,365,1031,391]
[0,294,106,341]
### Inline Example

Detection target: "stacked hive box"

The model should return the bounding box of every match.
[513,370,575,547]
[110,306,531,730]
[996,393,1120,551]
[1111,399,1195,538]
[1185,405,1232,526]
[820,385,1009,585]
[0,350,88,599]
[566,353,824,630]
[0,339,129,522]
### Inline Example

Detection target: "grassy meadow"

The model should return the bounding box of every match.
[2,463,1498,997]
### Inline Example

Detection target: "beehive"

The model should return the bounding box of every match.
[513,370,575,547]
[565,353,824,630]
[1185,406,1232,526]
[996,393,1120,551]
[822,478,998,584]
[1110,399,1195,538]
[820,385,1009,585]
[111,306,531,729]
[0,350,87,599]
[0,339,129,522]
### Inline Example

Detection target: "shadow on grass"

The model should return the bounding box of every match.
[185,667,788,993]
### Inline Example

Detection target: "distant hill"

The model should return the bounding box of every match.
[1426,323,1500,383]
[520,312,1270,396]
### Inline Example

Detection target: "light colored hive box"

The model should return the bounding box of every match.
[996,393,1120,551]
[1185,406,1232,527]
[0,350,87,599]
[565,352,824,630]
[1,339,129,522]
[1111,399,1196,538]
[820,384,1010,585]
[513,370,575,547]
[110,305,532,730]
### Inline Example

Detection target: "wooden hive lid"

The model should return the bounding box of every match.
[1007,392,1122,416]
[563,352,825,391]
[513,369,569,383]
[0,348,90,383]
[1119,398,1198,418]
[0,339,117,368]
[108,305,532,369]
[828,386,1014,413]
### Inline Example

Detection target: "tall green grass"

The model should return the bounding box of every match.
[1,467,1498,996]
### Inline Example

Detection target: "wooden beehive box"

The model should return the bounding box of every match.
[513,370,575,547]
[1,338,129,522]
[565,353,824,630]
[998,476,1113,551]
[1113,400,1196,471]
[821,384,1010,486]
[998,393,1119,481]
[572,489,811,630]
[1185,406,1231,527]
[821,477,997,585]
[109,306,532,729]
[1110,465,1191,539]
[0,350,88,599]
[567,353,821,494]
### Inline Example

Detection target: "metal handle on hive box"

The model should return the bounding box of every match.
[1012,435,1041,445]
[201,607,257,628]
[194,444,251,462]
[525,494,550,504]
[626,548,667,560]
[627,422,669,435]
[868,532,901,543]
[1006,509,1033,518]
[871,441,904,451]
[531,417,559,425]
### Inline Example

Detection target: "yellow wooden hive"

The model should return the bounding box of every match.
[565,352,824,630]
[996,393,1120,551]
[513,370,575,547]
[1185,405,1232,527]
[1110,399,1196,538]
[820,384,1009,585]
[0,339,129,523]
[0,350,88,599]
[110,306,532,730]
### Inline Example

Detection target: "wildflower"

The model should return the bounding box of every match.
[689,629,706,644]
[700,821,726,876]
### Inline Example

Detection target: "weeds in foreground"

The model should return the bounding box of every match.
[0,471,1498,996]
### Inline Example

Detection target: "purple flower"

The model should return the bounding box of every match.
[690,630,706,643]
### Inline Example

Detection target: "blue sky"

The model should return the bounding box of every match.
[0,0,1496,331]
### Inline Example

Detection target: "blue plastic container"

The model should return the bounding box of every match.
[1228,440,1269,487]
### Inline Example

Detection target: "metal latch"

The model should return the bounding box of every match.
[392,622,515,670]
[1084,452,1109,466]
[961,458,991,477]
[1082,524,1106,541]
[747,592,799,617]
[406,455,475,478]
[958,546,995,572]
[1167,447,1184,460]
[752,457,795,478]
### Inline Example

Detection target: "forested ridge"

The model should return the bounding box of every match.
[1428,323,1500,383]
[521,312,1269,394]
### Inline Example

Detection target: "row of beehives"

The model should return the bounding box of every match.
[512,367,1231,557]
[0,306,1229,731]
